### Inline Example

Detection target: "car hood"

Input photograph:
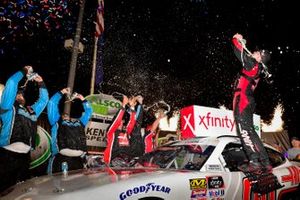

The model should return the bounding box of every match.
[1,167,194,200]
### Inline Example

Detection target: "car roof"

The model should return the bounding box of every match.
[168,135,238,146]
[166,135,280,152]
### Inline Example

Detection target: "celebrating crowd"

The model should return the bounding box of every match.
[0,66,165,192]
[0,33,299,194]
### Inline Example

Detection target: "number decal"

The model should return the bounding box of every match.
[281,166,300,185]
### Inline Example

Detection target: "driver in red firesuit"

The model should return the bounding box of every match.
[232,33,272,175]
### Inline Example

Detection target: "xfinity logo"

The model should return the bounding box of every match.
[183,112,235,133]
[198,112,235,131]
[181,105,261,138]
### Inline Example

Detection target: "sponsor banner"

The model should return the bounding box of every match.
[85,93,121,151]
[85,119,111,147]
[180,105,260,139]
[30,126,51,169]
[85,93,122,118]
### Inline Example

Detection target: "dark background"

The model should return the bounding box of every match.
[1,0,299,136]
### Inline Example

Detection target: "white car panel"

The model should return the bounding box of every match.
[1,136,299,200]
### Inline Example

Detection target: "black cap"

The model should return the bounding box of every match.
[17,88,25,95]
[291,136,300,141]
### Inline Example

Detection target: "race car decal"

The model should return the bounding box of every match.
[281,166,300,186]
[189,178,207,190]
[242,178,276,200]
[207,176,225,189]
[208,189,225,197]
[206,164,222,171]
[119,183,171,200]
[189,177,225,199]
[190,189,207,199]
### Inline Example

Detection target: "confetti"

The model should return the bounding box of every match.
[0,0,71,42]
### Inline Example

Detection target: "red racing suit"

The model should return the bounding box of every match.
[143,127,156,153]
[103,108,136,165]
[232,37,270,164]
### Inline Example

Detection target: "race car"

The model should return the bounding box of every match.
[1,136,300,200]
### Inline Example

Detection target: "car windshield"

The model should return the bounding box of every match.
[137,142,215,171]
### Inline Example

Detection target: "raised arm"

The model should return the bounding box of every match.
[30,75,49,117]
[106,95,130,136]
[126,108,136,135]
[76,94,93,126]
[47,90,64,125]
[135,95,144,121]
[232,33,255,70]
[149,112,165,133]
[0,70,24,111]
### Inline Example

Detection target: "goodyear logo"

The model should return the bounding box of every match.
[189,178,207,190]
